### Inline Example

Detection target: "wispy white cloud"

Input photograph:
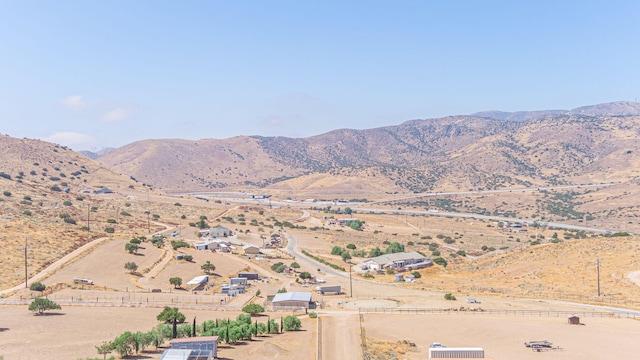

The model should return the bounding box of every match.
[42,132,99,150]
[101,107,134,123]
[263,117,283,127]
[61,95,86,110]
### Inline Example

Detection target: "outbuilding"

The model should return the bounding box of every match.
[271,291,313,309]
[242,244,261,255]
[568,315,580,325]
[238,271,259,280]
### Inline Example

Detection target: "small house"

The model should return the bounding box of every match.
[242,244,261,255]
[363,251,432,272]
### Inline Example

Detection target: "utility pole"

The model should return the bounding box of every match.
[86,202,91,231]
[24,237,28,288]
[349,263,353,298]
[147,188,151,234]
[596,259,601,297]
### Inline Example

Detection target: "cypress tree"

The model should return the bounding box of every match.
[172,318,178,339]
[203,321,207,332]
[280,317,283,333]
[192,317,197,337]
[267,316,271,333]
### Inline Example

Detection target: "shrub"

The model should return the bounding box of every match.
[386,268,395,275]
[23,210,32,216]
[105,227,115,234]
[309,312,318,318]
[0,172,11,179]
[444,293,456,301]
[171,241,189,250]
[120,211,131,217]
[411,271,422,279]
[283,315,301,331]
[30,282,46,292]
[3,191,11,197]
[433,257,448,267]
[182,254,193,262]
[346,243,356,250]
[242,303,265,315]
[63,200,72,206]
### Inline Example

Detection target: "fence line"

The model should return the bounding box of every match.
[316,316,322,360]
[359,313,368,360]
[0,298,307,313]
[357,307,640,319]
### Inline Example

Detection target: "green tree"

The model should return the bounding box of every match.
[242,303,265,316]
[346,243,356,250]
[169,277,183,289]
[182,254,193,262]
[28,298,61,315]
[369,247,383,257]
[348,219,363,231]
[283,315,301,331]
[299,271,312,280]
[341,252,352,262]
[29,281,46,292]
[411,271,422,279]
[330,246,344,256]
[95,341,113,360]
[125,242,139,254]
[290,262,300,269]
[201,260,216,274]
[156,306,186,323]
[111,331,135,357]
[385,242,405,254]
[124,261,138,274]
[344,207,352,214]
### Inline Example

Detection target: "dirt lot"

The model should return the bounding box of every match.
[363,313,640,359]
[0,305,314,360]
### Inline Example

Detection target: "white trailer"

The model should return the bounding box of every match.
[429,347,484,359]
[315,285,341,294]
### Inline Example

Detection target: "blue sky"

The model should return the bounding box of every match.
[1,1,638,150]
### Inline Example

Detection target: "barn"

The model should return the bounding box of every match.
[271,291,313,309]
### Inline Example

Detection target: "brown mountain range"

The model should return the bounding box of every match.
[95,101,640,196]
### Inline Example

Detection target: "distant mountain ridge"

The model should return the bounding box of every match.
[472,101,640,121]
[93,101,640,194]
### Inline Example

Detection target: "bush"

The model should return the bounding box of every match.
[0,172,11,179]
[2,191,11,197]
[242,303,265,315]
[105,227,115,234]
[30,282,46,292]
[346,243,356,250]
[411,271,421,279]
[182,254,193,262]
[283,315,301,331]
[433,257,448,267]
[386,268,395,275]
[444,293,456,301]
[171,241,189,250]
[309,312,318,318]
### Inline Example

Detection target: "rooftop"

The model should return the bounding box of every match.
[366,251,426,265]
[272,291,312,303]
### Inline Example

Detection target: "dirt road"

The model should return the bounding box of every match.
[321,313,361,360]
